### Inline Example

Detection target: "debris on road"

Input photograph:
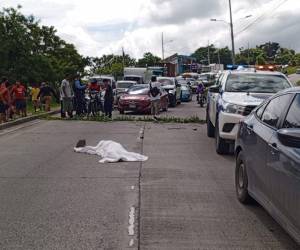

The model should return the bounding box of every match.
[74,140,148,163]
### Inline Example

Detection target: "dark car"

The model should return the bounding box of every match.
[118,84,169,114]
[235,87,300,244]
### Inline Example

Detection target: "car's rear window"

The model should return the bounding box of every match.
[225,74,291,93]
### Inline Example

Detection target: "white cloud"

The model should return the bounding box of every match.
[1,0,300,58]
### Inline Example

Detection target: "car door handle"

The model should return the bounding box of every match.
[268,143,279,154]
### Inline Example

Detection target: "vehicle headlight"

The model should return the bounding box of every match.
[222,101,246,115]
[168,89,175,94]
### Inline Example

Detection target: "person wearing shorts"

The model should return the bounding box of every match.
[0,78,11,123]
[12,81,27,117]
[30,83,40,112]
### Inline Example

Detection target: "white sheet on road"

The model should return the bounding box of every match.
[74,140,148,163]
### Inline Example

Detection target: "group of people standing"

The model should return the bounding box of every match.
[60,74,114,119]
[0,74,115,124]
[0,77,60,124]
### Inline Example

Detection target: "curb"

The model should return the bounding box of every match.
[0,109,60,130]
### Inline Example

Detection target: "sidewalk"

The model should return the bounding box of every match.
[0,108,60,130]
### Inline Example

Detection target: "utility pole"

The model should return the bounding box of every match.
[207,40,210,65]
[247,42,250,65]
[162,32,164,62]
[122,47,125,68]
[229,0,235,65]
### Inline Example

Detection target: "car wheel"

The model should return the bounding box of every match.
[235,151,253,204]
[206,109,215,138]
[215,118,230,154]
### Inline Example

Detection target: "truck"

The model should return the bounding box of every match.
[123,67,153,84]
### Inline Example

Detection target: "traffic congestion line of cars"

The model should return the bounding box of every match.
[205,67,299,244]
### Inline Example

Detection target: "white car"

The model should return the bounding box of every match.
[115,80,136,105]
[157,77,182,107]
[206,70,293,154]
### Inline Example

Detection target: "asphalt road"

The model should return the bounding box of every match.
[0,100,298,249]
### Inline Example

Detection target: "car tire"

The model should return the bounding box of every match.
[215,118,230,154]
[206,110,215,138]
[235,151,254,204]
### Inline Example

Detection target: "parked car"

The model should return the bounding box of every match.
[89,75,116,89]
[118,84,169,114]
[235,87,300,244]
[115,80,136,104]
[157,77,181,107]
[180,84,192,102]
[206,70,293,154]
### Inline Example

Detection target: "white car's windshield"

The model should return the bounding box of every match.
[225,74,291,93]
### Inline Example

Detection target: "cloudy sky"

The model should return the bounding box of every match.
[1,0,300,58]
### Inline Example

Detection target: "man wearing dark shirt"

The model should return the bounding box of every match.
[103,79,114,118]
[38,82,57,111]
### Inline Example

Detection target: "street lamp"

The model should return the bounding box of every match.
[210,0,252,65]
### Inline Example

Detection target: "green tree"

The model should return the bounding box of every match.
[258,42,280,62]
[0,6,87,88]
[192,45,232,65]
[237,47,266,65]
[275,48,295,65]
[137,52,161,67]
[89,54,136,76]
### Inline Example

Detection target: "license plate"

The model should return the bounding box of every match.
[129,104,136,109]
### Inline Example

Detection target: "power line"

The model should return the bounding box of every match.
[235,0,289,37]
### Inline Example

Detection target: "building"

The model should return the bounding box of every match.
[164,54,197,76]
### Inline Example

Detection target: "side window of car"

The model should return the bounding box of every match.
[256,102,268,119]
[283,94,300,128]
[261,94,292,128]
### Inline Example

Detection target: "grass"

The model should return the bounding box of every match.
[44,114,206,124]
[26,99,60,114]
[286,66,297,75]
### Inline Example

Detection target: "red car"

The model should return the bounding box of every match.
[118,84,169,114]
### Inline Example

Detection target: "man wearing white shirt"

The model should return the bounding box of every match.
[149,76,161,120]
